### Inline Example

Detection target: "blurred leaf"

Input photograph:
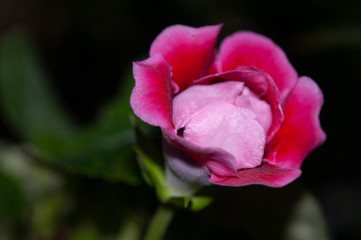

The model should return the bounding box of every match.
[32,191,69,239]
[0,143,68,238]
[283,192,330,240]
[0,144,62,202]
[117,210,146,240]
[50,71,140,183]
[0,30,140,184]
[0,231,11,240]
[0,167,25,224]
[46,126,139,184]
[0,30,77,152]
[69,224,101,240]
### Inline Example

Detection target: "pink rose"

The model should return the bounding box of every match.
[130,24,326,189]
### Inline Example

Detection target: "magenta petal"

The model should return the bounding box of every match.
[209,163,301,187]
[130,54,174,130]
[265,77,326,169]
[162,129,238,177]
[150,24,222,91]
[217,31,298,101]
[194,67,283,142]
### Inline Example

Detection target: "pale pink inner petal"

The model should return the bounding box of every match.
[183,102,265,169]
[235,87,272,133]
[193,67,283,142]
[172,81,245,129]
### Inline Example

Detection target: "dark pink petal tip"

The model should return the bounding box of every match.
[130,54,174,131]
[209,163,302,187]
[265,76,326,169]
[217,31,298,101]
[150,24,222,91]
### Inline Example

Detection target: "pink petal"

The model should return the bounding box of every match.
[172,81,245,130]
[150,24,222,91]
[194,67,283,142]
[235,86,272,133]
[183,102,265,169]
[130,54,174,131]
[265,77,326,169]
[217,31,298,101]
[209,163,301,187]
[162,129,238,177]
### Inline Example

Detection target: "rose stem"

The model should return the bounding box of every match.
[143,204,176,240]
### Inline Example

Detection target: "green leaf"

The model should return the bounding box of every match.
[0,31,76,152]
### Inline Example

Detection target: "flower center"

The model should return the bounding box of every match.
[172,80,272,169]
[182,102,265,169]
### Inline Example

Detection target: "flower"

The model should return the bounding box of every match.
[130,24,326,190]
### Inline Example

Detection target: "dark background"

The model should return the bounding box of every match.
[0,0,360,239]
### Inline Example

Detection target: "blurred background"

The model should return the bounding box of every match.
[0,0,360,239]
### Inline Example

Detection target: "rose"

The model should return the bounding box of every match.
[130,24,326,192]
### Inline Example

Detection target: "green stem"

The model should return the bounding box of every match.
[143,205,175,240]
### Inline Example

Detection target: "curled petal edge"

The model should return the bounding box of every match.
[209,162,301,187]
[150,24,222,92]
[130,54,174,131]
[217,31,298,102]
[265,76,326,169]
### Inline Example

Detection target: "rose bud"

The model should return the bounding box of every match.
[130,25,326,193]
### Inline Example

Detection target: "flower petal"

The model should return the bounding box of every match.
[183,102,265,170]
[209,163,301,187]
[150,24,222,91]
[130,54,174,130]
[217,31,298,101]
[265,77,326,169]
[162,129,238,177]
[194,67,283,142]
[235,86,272,133]
[172,81,245,130]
